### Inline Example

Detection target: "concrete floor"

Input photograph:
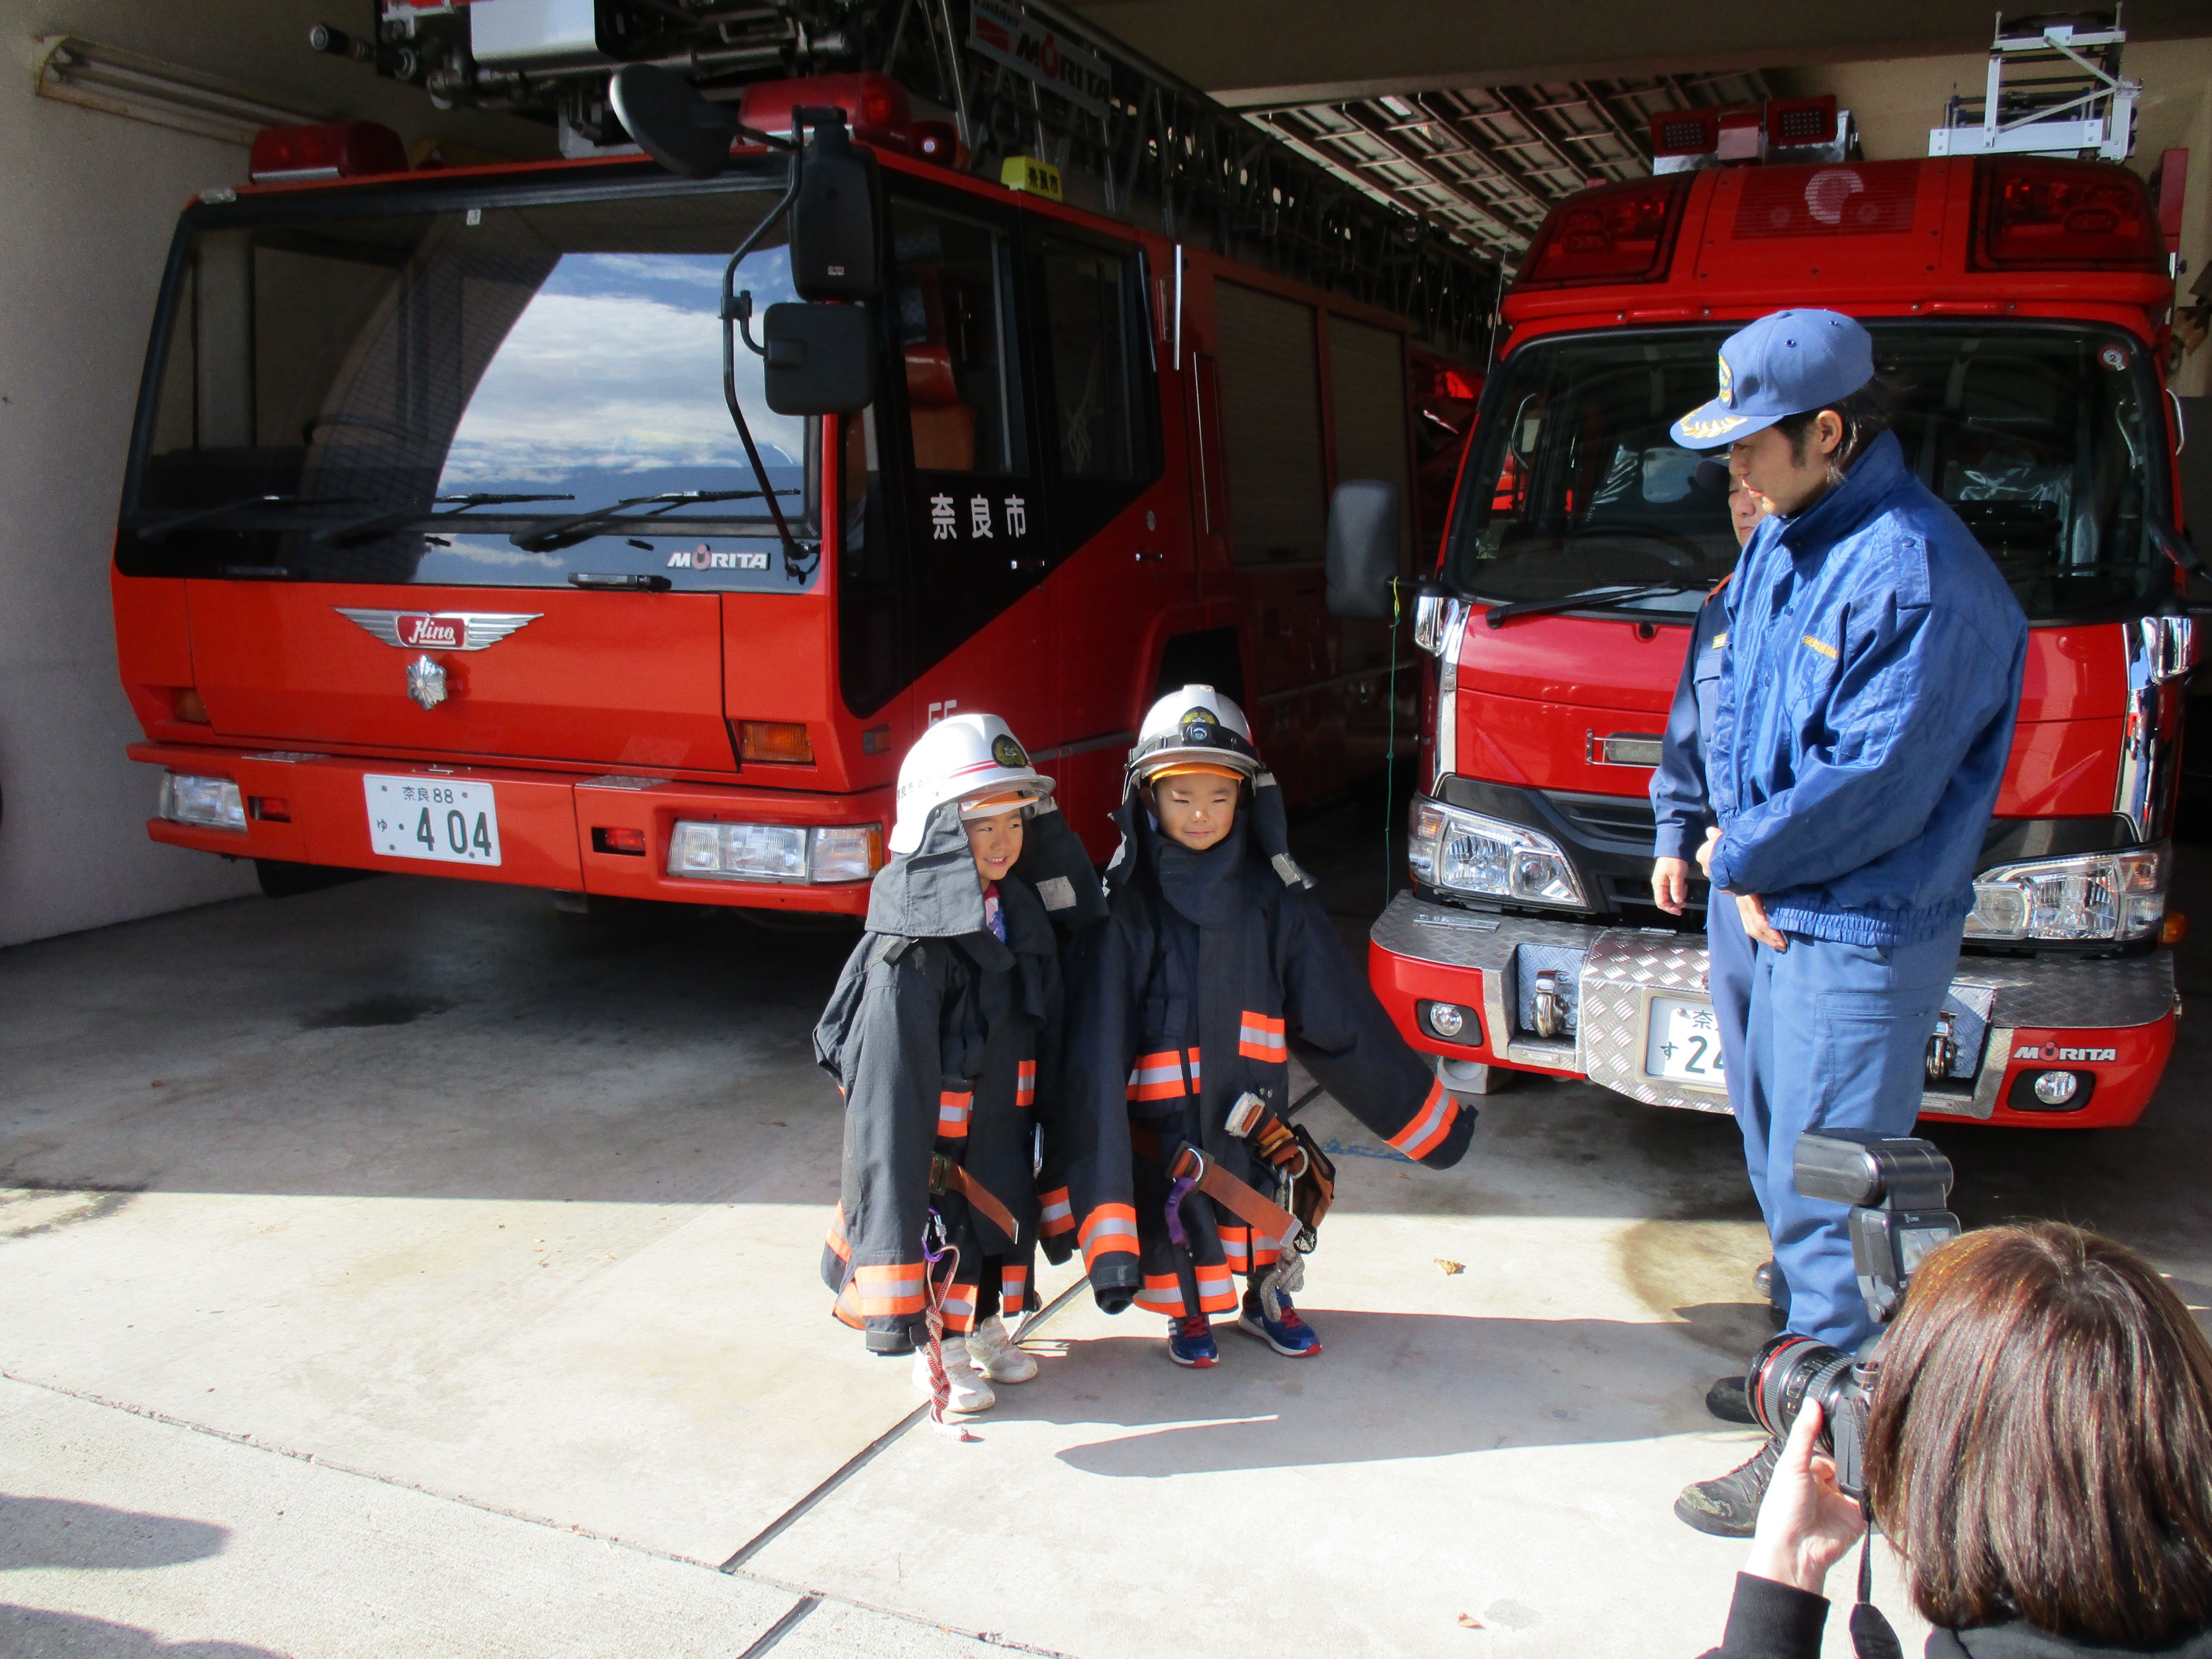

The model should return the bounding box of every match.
[3,790,2209,1659]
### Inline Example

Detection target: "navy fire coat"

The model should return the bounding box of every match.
[813,796,1107,1354]
[1057,771,1475,1320]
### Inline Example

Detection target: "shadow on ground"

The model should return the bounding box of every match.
[0,1495,226,1572]
[0,1607,281,1658]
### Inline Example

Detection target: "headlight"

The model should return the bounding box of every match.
[158,773,246,832]
[1408,795,1588,908]
[667,821,883,884]
[1965,842,2166,943]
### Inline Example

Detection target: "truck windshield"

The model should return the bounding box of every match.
[1449,323,2169,622]
[120,178,818,592]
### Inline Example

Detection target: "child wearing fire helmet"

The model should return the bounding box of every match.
[1060,687,1477,1367]
[813,714,1107,1416]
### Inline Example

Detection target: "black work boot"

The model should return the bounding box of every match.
[1751,1258,1786,1326]
[1674,1438,1779,1537]
[1705,1373,1756,1425]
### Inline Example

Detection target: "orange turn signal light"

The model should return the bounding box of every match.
[739,720,814,763]
[2163,911,2188,945]
[253,797,292,823]
[173,687,210,724]
[592,826,648,856]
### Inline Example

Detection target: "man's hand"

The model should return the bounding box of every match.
[1743,1400,1866,1596]
[1651,857,1691,915]
[1695,826,1720,878]
[1737,892,1788,952]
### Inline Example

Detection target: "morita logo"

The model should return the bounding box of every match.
[396,614,466,649]
[2014,1042,2118,1063]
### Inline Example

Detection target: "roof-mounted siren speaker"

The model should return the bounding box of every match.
[1649,108,1718,175]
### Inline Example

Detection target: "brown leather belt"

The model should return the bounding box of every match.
[930,1154,1017,1241]
[1128,1126,1299,1243]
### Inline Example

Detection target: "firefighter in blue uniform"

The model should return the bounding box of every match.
[1661,310,2028,1535]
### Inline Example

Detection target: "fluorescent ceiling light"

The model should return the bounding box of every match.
[35,35,330,147]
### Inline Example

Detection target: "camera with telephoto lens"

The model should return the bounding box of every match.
[1745,1130,1960,1501]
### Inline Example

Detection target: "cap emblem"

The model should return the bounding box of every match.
[991,734,1028,769]
[1716,352,1734,408]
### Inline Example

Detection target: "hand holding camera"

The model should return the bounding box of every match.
[1745,1400,1867,1597]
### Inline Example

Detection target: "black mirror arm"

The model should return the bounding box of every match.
[719,129,810,575]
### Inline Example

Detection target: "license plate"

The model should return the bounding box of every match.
[1644,994,1726,1088]
[365,775,501,866]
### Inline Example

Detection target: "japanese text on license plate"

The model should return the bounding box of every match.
[364,775,501,866]
[1644,994,1725,1088]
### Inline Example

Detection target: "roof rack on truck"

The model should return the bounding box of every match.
[1929,8,2138,162]
[311,0,1500,358]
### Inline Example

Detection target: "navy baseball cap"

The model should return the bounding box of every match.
[1669,309,1876,450]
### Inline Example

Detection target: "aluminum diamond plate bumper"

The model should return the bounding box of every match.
[1372,893,2181,1120]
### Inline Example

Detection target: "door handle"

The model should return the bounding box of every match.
[1133,549,1164,564]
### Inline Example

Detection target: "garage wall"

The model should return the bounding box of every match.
[0,1,542,948]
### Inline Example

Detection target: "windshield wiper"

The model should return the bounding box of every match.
[314,492,574,547]
[1483,581,1705,628]
[510,488,799,554]
[129,494,359,541]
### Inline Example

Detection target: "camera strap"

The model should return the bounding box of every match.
[1849,1503,1902,1659]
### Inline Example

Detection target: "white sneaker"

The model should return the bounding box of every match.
[912,1340,995,1413]
[964,1314,1039,1383]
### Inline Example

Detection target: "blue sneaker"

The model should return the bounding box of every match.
[1166,1315,1218,1367]
[1237,1289,1322,1357]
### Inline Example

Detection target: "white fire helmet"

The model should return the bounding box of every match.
[888,713,1054,854]
[1127,685,1263,788]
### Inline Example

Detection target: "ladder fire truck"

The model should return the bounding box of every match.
[113,0,1489,909]
[1346,16,2197,1130]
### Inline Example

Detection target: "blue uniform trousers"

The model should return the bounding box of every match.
[1704,894,1957,1352]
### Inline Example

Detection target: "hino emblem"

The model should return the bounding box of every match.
[407,655,448,711]
[334,608,541,651]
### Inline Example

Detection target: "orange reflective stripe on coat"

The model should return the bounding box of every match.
[825,1202,851,1263]
[1194,1264,1237,1313]
[939,1281,978,1334]
[1078,1203,1139,1269]
[1387,1078,1458,1162]
[937,1089,973,1139]
[1125,1048,1200,1101]
[1015,1060,1036,1107]
[847,1262,927,1318]
[1237,1011,1287,1062]
[1134,1273,1188,1316]
[1000,1263,1029,1312]
[1218,1224,1282,1274]
[1038,1186,1075,1238]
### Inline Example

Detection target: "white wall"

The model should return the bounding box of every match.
[0,1,543,947]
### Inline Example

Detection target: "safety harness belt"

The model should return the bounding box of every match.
[930,1153,1017,1241]
[1128,1126,1299,1244]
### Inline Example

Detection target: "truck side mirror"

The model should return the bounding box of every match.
[790,112,881,300]
[609,64,736,179]
[1325,479,1400,620]
[761,302,877,416]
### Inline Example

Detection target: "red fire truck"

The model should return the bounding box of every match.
[1349,98,2196,1130]
[113,3,1486,913]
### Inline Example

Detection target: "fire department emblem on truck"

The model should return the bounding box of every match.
[334,609,542,651]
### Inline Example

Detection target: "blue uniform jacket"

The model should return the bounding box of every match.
[1651,582,1731,863]
[1705,431,2028,947]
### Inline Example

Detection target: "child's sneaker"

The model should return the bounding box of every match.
[1237,1288,1323,1356]
[912,1340,995,1412]
[1166,1314,1219,1367]
[964,1314,1037,1382]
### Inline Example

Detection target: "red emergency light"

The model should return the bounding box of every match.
[1514,175,1689,291]
[1970,156,2164,273]
[1765,96,1838,149]
[1650,109,1718,160]
[249,120,408,184]
[738,73,912,151]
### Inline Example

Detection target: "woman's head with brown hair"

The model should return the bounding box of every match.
[1866,1223,2212,1644]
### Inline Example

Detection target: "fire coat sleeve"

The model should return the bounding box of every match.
[1039,913,1142,1312]
[819,939,948,1353]
[1276,886,1474,1169]
[1651,591,1728,863]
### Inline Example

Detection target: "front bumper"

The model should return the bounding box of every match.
[130,741,888,913]
[1369,892,2179,1127]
